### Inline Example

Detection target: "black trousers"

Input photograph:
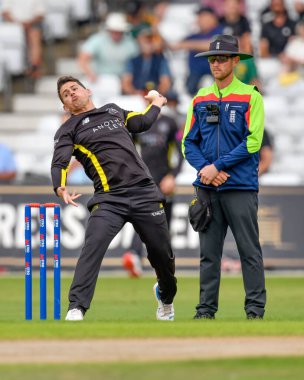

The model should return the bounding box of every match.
[68,184,177,312]
[128,198,173,258]
[197,189,266,317]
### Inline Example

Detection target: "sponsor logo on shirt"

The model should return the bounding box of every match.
[151,209,165,216]
[82,117,90,125]
[92,118,124,132]
[107,107,119,115]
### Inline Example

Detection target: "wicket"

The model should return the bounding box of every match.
[24,203,61,320]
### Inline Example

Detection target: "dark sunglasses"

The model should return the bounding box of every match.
[208,55,234,64]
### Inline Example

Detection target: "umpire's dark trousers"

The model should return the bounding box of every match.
[68,184,177,313]
[197,189,266,317]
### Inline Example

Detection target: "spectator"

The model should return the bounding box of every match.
[125,0,168,41]
[220,0,253,54]
[294,0,304,20]
[0,143,17,183]
[200,0,246,18]
[234,35,263,91]
[125,0,152,39]
[121,27,172,95]
[122,91,184,277]
[259,0,296,58]
[168,7,224,95]
[234,57,262,90]
[281,19,304,72]
[78,12,139,83]
[1,0,45,78]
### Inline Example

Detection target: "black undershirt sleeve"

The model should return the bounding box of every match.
[124,105,161,133]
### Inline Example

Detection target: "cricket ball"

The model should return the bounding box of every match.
[147,90,160,99]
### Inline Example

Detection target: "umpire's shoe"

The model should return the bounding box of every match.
[193,311,215,320]
[247,313,263,320]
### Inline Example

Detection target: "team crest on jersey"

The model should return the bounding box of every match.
[82,117,90,125]
[107,107,119,115]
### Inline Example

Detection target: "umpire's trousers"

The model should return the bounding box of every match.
[68,184,177,313]
[197,189,266,317]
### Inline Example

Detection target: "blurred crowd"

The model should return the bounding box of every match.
[1,0,292,276]
[3,0,304,185]
[1,0,304,95]
[72,0,304,97]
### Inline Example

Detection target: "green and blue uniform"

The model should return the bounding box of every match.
[182,75,266,318]
[182,76,264,191]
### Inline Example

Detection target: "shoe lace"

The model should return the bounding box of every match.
[162,304,173,316]
[70,308,81,315]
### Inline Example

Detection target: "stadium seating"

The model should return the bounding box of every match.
[0,1,304,185]
[0,50,12,111]
[0,22,26,76]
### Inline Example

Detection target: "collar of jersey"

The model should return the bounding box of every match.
[211,75,241,98]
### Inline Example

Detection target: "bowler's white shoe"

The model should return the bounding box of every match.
[65,308,84,321]
[153,283,174,321]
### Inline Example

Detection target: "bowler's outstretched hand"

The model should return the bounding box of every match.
[56,186,82,207]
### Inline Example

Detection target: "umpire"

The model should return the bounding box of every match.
[182,35,266,320]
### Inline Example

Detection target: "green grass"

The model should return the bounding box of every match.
[1,275,303,379]
[1,357,304,380]
[0,275,304,339]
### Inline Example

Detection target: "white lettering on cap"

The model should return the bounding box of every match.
[216,42,220,50]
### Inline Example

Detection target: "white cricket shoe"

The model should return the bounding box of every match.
[65,308,84,321]
[153,283,174,321]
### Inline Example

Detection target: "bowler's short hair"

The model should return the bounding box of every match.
[57,76,86,102]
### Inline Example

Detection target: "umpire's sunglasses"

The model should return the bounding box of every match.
[208,55,234,64]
